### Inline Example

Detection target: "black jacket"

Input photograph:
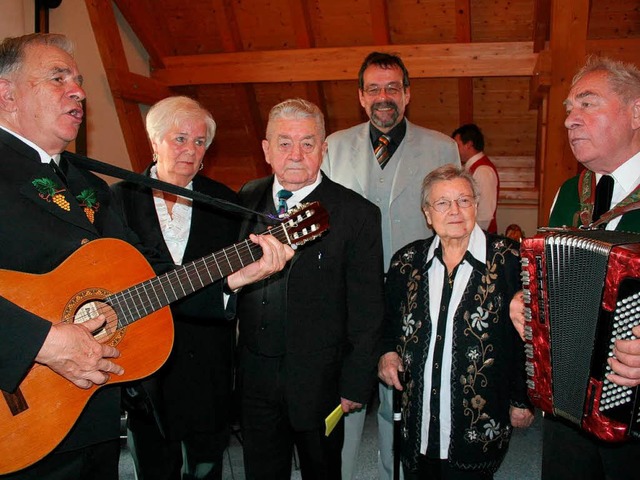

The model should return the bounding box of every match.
[236,174,385,430]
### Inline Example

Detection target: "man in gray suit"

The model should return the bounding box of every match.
[322,51,460,480]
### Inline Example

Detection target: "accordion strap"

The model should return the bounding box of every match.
[579,169,640,229]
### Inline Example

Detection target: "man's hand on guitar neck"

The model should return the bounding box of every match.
[35,315,124,389]
[226,233,294,291]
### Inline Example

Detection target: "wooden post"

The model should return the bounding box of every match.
[537,0,589,225]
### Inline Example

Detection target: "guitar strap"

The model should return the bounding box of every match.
[65,151,280,225]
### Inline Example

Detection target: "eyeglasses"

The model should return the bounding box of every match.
[361,83,404,97]
[428,195,476,213]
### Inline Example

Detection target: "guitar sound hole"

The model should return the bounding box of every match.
[73,301,118,342]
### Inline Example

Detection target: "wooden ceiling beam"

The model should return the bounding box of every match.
[152,42,538,86]
[532,0,551,53]
[529,49,551,109]
[455,0,473,125]
[84,0,153,172]
[113,0,167,68]
[108,69,173,104]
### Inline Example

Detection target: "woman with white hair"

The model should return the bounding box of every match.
[112,95,241,480]
[378,164,533,480]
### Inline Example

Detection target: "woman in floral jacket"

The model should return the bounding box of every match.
[378,164,533,479]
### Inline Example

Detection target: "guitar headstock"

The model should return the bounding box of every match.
[280,201,330,247]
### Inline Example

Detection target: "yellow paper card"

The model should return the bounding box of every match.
[324,404,344,436]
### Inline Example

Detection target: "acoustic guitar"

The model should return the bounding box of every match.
[0,202,329,474]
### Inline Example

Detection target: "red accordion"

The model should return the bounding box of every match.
[521,228,640,442]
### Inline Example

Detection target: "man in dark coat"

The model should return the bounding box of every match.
[236,98,385,479]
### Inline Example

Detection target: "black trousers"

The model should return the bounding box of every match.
[403,456,493,480]
[127,406,228,480]
[542,415,640,480]
[240,348,343,480]
[0,439,120,480]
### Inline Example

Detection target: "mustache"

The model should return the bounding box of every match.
[372,101,398,111]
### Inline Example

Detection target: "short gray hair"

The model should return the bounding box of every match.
[572,56,640,104]
[266,98,325,141]
[421,164,479,208]
[0,33,73,78]
[146,96,217,148]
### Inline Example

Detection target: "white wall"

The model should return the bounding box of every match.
[0,0,32,36]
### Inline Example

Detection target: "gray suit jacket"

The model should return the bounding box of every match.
[322,119,460,268]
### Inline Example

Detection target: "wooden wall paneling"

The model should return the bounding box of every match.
[471,0,535,42]
[455,0,473,125]
[215,0,270,179]
[158,0,223,55]
[537,0,590,225]
[322,80,367,134]
[152,42,538,85]
[586,38,640,65]
[288,0,330,129]
[113,0,168,68]
[312,0,375,47]
[472,76,538,204]
[84,0,155,172]
[493,155,538,204]
[389,0,457,44]
[408,78,459,136]
[473,77,537,156]
[233,0,295,50]
[588,0,640,39]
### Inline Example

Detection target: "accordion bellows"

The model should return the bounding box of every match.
[521,228,640,442]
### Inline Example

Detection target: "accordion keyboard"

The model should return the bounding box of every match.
[601,293,640,413]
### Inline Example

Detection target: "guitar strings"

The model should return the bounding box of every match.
[65,226,290,330]
[65,206,323,331]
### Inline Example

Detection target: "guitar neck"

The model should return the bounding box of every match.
[107,223,288,327]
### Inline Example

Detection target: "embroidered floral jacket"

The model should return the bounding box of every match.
[383,233,530,473]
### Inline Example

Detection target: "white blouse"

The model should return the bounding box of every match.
[150,165,193,265]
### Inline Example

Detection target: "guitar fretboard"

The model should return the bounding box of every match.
[106,223,289,326]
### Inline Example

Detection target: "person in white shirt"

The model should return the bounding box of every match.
[452,124,499,233]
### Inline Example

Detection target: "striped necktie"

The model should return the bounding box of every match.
[374,134,391,169]
[277,189,293,216]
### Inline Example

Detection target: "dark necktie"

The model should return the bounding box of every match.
[374,134,391,169]
[277,189,293,216]
[593,175,614,221]
[49,158,68,187]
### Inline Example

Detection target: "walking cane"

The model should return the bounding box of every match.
[392,372,404,480]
